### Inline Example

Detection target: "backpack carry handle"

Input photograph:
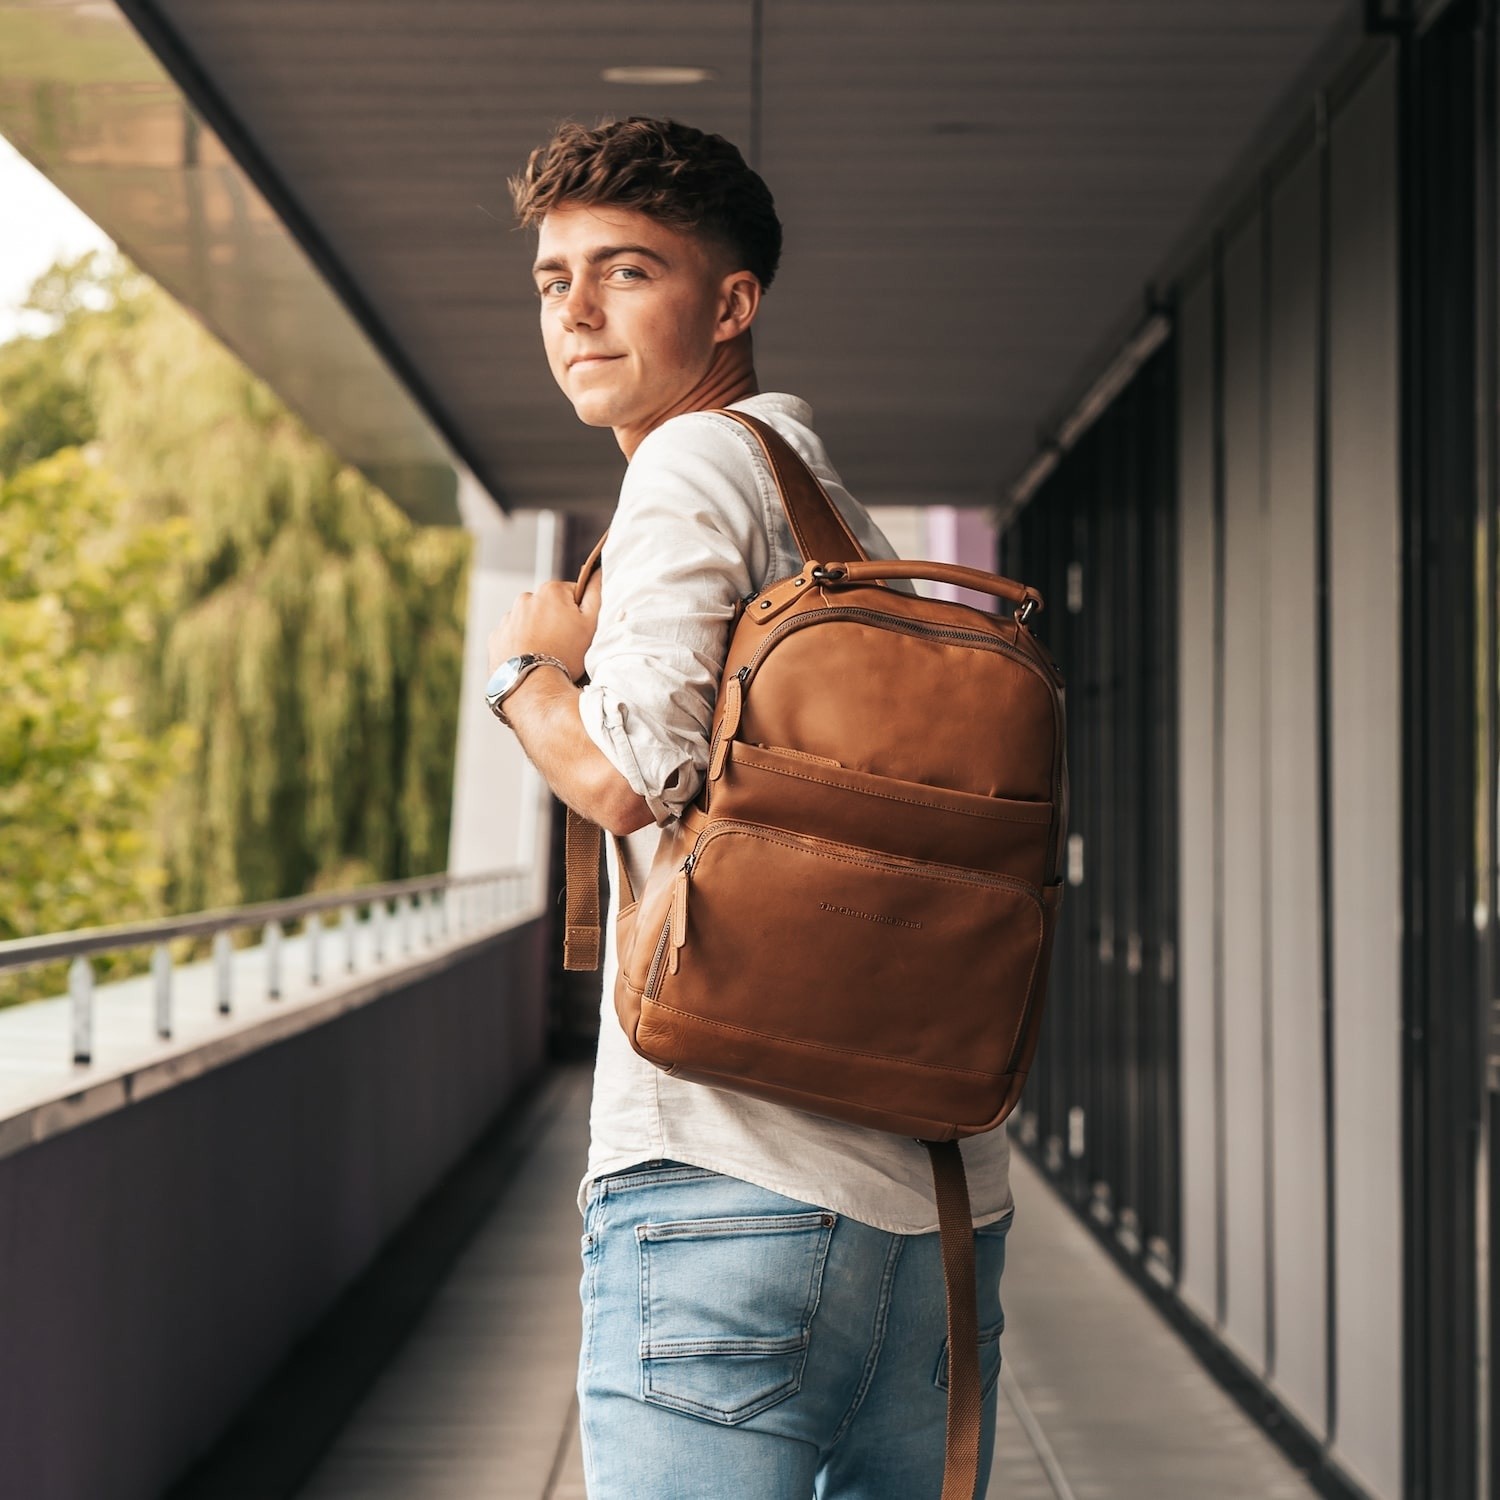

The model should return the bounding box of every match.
[815,559,1044,619]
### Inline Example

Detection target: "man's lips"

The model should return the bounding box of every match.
[568,354,622,369]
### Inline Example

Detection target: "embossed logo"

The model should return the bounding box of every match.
[818,901,923,931]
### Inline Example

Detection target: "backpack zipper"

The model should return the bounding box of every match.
[640,824,1041,1002]
[703,667,751,811]
[740,607,1036,689]
[734,607,1069,883]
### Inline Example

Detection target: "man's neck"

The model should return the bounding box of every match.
[614,340,760,459]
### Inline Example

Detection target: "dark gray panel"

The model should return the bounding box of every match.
[1176,266,1219,1326]
[1264,143,1329,1438]
[1327,53,1402,1500]
[1219,207,1268,1374]
[0,926,549,1500]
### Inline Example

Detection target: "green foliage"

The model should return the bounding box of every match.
[1,251,471,995]
[0,449,195,1002]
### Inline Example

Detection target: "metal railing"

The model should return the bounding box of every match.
[0,869,532,1067]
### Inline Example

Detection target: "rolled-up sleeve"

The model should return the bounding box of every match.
[577,414,775,825]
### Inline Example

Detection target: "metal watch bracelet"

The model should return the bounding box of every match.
[486,653,573,727]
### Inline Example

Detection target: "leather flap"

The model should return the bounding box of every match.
[747,570,817,626]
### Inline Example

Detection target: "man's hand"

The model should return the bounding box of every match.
[485,569,651,837]
[487,572,602,681]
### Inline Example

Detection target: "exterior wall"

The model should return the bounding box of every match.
[1219,205,1271,1376]
[1176,271,1219,1330]
[1263,141,1328,1440]
[1175,54,1403,1498]
[1325,59,1403,1498]
[1007,40,1409,1500]
[0,923,549,1500]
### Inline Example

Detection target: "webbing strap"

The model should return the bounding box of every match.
[563,807,603,971]
[927,1140,983,1500]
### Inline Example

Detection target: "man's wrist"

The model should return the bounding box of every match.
[486,652,574,727]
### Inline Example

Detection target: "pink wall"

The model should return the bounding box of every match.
[922,506,1000,613]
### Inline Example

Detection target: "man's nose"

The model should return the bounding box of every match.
[561,281,601,330]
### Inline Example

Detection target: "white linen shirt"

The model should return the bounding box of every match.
[575,392,1013,1234]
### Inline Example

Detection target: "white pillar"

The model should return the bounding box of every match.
[447,471,561,912]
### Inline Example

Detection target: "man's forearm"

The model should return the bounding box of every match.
[503,669,654,836]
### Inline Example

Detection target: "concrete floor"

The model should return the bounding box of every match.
[250,1064,1318,1500]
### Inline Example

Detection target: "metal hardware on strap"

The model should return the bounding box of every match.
[926,1139,983,1500]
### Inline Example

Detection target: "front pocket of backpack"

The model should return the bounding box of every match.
[646,824,1047,1095]
[718,741,1053,887]
[637,1210,835,1424]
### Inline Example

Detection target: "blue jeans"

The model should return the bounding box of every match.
[577,1160,1011,1499]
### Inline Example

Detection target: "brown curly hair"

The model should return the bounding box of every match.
[509,117,783,290]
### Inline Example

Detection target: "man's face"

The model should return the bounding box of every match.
[532,203,731,431]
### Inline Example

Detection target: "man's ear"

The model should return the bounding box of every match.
[715,270,762,343]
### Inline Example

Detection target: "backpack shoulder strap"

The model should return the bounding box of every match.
[563,407,867,972]
[926,1140,985,1500]
[712,409,871,565]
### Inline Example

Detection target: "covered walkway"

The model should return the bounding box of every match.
[7,5,1496,1497]
[170,1064,1318,1500]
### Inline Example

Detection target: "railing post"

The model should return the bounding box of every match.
[70,956,93,1065]
[0,869,524,1074]
[214,930,232,1014]
[265,920,283,1000]
[153,943,172,1038]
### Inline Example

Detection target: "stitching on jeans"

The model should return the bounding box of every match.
[583,1190,606,1377]
[828,1232,905,1448]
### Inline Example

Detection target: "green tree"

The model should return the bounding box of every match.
[1,251,471,968]
[0,448,195,1001]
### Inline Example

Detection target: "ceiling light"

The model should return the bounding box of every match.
[600,66,716,85]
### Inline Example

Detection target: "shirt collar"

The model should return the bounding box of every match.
[726,391,813,427]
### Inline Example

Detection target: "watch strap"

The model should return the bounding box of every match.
[490,653,572,726]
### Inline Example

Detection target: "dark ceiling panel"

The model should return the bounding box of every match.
[49,0,1357,511]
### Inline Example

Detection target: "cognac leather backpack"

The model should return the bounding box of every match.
[565,410,1068,1500]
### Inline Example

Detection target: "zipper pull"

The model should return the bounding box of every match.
[669,856,693,974]
[708,674,744,782]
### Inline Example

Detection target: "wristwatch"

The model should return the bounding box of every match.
[485,653,573,726]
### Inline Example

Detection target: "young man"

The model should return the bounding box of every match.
[489,117,1013,1499]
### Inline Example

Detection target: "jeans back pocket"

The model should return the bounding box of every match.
[934,1317,1006,1400]
[637,1210,835,1424]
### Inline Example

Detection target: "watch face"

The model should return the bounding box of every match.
[485,656,527,706]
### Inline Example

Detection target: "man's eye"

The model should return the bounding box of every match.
[541,279,568,296]
[611,266,645,281]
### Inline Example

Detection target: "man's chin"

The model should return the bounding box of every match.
[567,393,630,429]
